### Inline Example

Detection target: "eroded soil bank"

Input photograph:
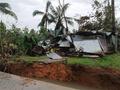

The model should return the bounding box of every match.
[3,63,120,90]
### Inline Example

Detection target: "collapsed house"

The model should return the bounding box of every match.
[32,31,117,57]
[50,31,114,57]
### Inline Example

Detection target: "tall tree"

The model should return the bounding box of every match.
[103,0,112,31]
[0,3,17,20]
[75,0,113,32]
[111,0,116,33]
[74,16,92,31]
[50,1,73,36]
[33,1,52,29]
[111,0,118,52]
[58,0,69,34]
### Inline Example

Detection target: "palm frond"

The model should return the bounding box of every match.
[65,17,73,25]
[33,10,44,16]
[38,15,46,27]
[7,10,18,20]
[54,21,64,36]
[0,7,18,20]
[0,3,11,9]
[56,6,62,17]
[50,5,58,17]
[62,3,69,16]
[47,13,56,24]
[46,1,51,12]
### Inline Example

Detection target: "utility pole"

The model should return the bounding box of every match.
[111,0,118,52]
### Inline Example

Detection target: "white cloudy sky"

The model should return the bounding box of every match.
[0,0,120,30]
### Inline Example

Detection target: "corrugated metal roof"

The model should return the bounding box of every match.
[73,40,103,53]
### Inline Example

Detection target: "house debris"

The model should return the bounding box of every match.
[47,52,63,60]
[69,32,110,56]
[48,31,111,57]
[32,46,45,55]
[33,31,116,58]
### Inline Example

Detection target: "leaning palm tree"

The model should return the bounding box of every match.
[0,2,18,20]
[33,1,51,29]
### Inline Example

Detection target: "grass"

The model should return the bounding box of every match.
[15,55,47,63]
[67,53,120,69]
[14,53,120,69]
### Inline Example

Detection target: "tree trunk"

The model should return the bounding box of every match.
[111,0,115,33]
[111,0,118,52]
[58,0,68,35]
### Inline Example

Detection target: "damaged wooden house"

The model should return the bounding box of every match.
[48,31,114,57]
[32,31,117,58]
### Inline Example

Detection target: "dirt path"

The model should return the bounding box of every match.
[0,71,98,90]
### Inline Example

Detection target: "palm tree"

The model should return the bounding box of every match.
[33,1,51,29]
[50,2,73,36]
[58,0,69,34]
[0,2,17,20]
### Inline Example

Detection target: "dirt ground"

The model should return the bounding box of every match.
[3,63,120,90]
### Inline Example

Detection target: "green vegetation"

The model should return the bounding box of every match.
[0,0,120,58]
[33,0,73,36]
[68,54,120,69]
[17,55,47,63]
[0,0,120,69]
[13,54,120,69]
[33,1,51,28]
[0,23,40,56]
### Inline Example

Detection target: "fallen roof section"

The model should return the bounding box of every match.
[47,52,63,60]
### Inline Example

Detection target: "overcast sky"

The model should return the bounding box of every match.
[0,0,120,30]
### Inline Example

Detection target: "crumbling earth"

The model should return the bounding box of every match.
[3,63,120,90]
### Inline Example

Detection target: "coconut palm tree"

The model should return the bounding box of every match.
[50,2,73,36]
[0,2,17,20]
[33,1,52,29]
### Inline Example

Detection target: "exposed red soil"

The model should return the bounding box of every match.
[5,63,120,90]
[7,63,72,81]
